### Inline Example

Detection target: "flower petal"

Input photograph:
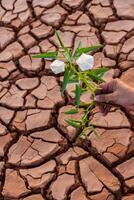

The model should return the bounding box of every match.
[76,53,94,71]
[50,60,65,74]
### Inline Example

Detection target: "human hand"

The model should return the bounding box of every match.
[95,79,134,115]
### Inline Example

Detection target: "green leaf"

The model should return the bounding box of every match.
[68,75,79,83]
[75,85,82,107]
[73,87,88,95]
[82,114,88,126]
[73,45,103,59]
[81,88,88,93]
[73,41,82,60]
[64,50,71,62]
[32,52,57,59]
[86,72,104,82]
[67,119,82,123]
[86,67,109,82]
[65,119,81,129]
[55,31,65,49]
[64,108,79,115]
[61,68,72,95]
[68,78,79,84]
[55,31,71,62]
[92,67,109,78]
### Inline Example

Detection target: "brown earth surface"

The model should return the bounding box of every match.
[0,0,134,199]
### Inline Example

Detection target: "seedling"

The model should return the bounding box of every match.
[33,31,109,139]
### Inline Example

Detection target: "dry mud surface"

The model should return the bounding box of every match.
[0,0,134,199]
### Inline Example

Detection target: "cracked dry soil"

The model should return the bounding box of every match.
[0,0,134,199]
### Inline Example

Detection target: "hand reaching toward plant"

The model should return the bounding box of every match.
[96,79,134,115]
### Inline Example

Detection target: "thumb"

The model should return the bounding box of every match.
[95,93,116,104]
[99,104,112,116]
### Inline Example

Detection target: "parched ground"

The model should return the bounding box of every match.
[0,0,134,200]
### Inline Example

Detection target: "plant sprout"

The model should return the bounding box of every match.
[33,31,109,139]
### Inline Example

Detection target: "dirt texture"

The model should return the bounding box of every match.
[0,0,134,199]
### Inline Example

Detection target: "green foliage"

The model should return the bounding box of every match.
[73,41,82,60]
[64,108,79,115]
[91,67,109,78]
[75,85,82,107]
[33,30,108,139]
[73,45,103,60]
[61,68,72,95]
[56,31,71,62]
[65,119,82,129]
[86,67,109,82]
[68,76,79,83]
[32,52,57,60]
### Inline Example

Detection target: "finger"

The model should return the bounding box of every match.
[98,104,111,116]
[98,103,106,114]
[96,93,116,104]
[103,104,112,116]
[95,83,108,95]
[126,105,134,111]
[95,79,117,95]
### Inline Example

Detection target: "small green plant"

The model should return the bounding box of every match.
[33,31,109,139]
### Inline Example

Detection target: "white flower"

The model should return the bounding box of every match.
[76,53,94,71]
[50,60,65,74]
